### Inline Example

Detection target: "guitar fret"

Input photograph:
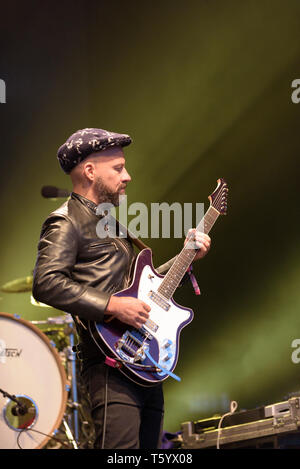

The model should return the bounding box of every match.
[198,210,218,234]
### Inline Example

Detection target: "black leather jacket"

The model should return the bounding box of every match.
[33,192,137,363]
[33,192,188,366]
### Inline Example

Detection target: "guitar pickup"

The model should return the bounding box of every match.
[144,317,159,333]
[148,290,171,311]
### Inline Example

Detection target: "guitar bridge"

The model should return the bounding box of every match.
[116,329,149,363]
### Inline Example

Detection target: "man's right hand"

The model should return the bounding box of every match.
[105,295,151,329]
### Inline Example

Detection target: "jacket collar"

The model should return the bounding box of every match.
[71,192,98,214]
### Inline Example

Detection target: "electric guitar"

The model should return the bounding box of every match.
[89,178,228,386]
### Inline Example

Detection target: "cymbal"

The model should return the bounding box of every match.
[0,276,33,293]
[30,295,52,308]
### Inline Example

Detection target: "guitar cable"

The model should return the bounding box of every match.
[105,354,160,372]
[16,426,74,449]
[100,356,163,448]
[101,365,109,449]
[216,400,238,449]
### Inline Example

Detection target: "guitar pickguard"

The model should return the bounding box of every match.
[136,266,192,375]
[90,248,194,385]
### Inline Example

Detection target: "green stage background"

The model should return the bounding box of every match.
[1,0,300,432]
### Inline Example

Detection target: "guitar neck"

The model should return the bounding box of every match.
[157,206,220,300]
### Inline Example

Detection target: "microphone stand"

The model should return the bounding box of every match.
[0,388,27,414]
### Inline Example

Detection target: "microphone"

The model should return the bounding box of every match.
[11,404,28,416]
[41,185,70,198]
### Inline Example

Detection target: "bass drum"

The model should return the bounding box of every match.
[0,312,68,449]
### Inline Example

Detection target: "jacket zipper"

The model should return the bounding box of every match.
[116,238,133,287]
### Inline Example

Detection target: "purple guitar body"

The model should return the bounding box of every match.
[89,179,228,386]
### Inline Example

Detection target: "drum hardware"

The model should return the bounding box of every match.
[62,418,78,449]
[1,387,78,450]
[64,320,80,444]
[0,312,68,449]
[0,388,28,411]
[1,312,94,449]
[31,314,95,448]
[31,314,81,446]
[0,388,37,431]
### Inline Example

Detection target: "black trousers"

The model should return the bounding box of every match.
[82,362,164,449]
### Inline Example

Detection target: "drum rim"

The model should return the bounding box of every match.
[0,312,68,449]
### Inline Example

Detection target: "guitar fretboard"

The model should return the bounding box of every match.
[157,206,220,300]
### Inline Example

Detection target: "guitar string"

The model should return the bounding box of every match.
[143,187,226,370]
[177,184,226,260]
[160,185,227,293]
[115,185,227,373]
[187,184,226,238]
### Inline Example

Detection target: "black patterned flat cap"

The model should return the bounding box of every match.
[57,128,132,174]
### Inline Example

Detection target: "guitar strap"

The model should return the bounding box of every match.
[116,219,151,252]
[128,233,150,252]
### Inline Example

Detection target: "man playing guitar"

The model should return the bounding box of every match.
[33,127,212,449]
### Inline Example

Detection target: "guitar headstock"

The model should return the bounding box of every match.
[208,178,228,215]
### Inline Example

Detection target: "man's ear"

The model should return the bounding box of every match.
[83,162,96,181]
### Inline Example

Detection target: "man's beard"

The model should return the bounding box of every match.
[95,176,125,207]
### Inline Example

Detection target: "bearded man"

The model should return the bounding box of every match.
[33,128,211,449]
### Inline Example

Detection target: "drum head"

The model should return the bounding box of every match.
[0,312,68,449]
